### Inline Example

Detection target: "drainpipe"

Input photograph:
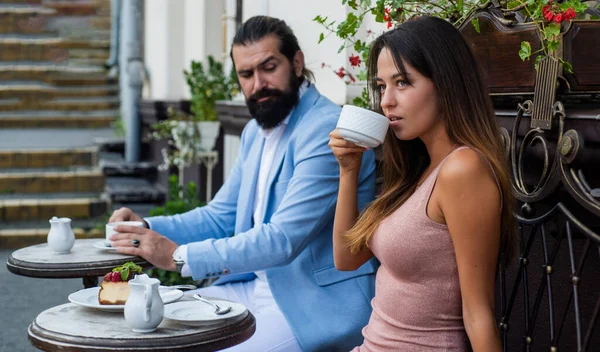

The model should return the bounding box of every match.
[120,0,144,162]
[105,0,120,77]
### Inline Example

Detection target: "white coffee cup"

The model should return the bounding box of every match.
[105,221,144,244]
[336,105,390,148]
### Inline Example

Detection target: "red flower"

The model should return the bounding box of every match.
[553,13,563,23]
[542,5,551,15]
[383,8,393,29]
[321,62,326,69]
[348,74,356,83]
[349,55,361,67]
[336,67,345,78]
[564,8,576,20]
[544,10,554,22]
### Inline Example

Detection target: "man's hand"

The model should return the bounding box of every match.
[109,207,145,224]
[109,225,179,271]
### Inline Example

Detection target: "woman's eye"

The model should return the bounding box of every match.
[396,80,409,87]
[377,85,386,93]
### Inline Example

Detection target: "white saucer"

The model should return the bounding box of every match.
[93,240,117,251]
[163,299,247,327]
[68,287,183,312]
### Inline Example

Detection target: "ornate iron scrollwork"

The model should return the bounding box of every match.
[498,30,599,352]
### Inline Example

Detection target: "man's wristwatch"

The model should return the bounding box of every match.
[172,246,185,273]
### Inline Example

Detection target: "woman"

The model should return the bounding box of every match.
[329,16,517,351]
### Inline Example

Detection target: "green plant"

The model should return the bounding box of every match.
[315,0,597,107]
[145,175,206,286]
[184,56,239,122]
[149,175,205,216]
[111,115,125,138]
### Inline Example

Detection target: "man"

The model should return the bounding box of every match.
[109,16,377,351]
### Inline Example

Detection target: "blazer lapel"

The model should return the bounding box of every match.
[235,135,265,234]
[259,85,320,223]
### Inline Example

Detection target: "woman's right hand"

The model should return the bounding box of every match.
[328,129,368,174]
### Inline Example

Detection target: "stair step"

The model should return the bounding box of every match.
[0,147,96,168]
[105,177,166,204]
[0,110,116,128]
[0,168,104,194]
[0,226,104,249]
[0,96,119,111]
[0,38,109,63]
[45,0,108,16]
[0,83,117,99]
[0,1,43,5]
[0,195,109,221]
[0,127,115,150]
[0,64,113,85]
[100,157,158,179]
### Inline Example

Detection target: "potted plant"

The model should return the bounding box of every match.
[184,56,239,151]
[149,56,239,185]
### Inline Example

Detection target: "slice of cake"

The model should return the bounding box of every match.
[98,262,143,305]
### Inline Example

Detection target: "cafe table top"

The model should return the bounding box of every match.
[28,300,256,351]
[6,238,150,287]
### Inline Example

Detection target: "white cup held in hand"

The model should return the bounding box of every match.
[336,105,389,148]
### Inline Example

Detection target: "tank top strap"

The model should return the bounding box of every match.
[418,146,470,206]
[418,145,503,211]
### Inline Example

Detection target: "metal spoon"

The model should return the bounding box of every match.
[193,293,232,315]
[161,284,198,291]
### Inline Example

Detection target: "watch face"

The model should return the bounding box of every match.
[173,247,183,261]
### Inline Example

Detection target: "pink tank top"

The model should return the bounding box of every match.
[353,146,473,352]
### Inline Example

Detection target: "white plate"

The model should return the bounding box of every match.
[93,240,117,251]
[163,300,247,327]
[68,286,184,312]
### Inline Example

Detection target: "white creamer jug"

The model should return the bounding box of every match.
[124,274,164,333]
[47,216,75,253]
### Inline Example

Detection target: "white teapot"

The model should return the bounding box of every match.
[47,216,75,253]
[124,274,164,333]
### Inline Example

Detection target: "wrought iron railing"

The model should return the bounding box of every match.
[497,50,600,352]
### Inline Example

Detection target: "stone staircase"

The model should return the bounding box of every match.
[0,0,164,248]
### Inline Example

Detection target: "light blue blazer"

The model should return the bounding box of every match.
[148,85,378,351]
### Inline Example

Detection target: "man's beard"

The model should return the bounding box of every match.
[246,71,302,130]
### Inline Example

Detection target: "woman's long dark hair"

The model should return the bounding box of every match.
[345,16,517,265]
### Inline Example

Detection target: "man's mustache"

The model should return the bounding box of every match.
[248,88,284,103]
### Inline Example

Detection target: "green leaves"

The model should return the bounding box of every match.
[184,56,238,122]
[519,41,532,61]
[546,39,559,52]
[121,268,129,281]
[544,23,561,39]
[560,59,574,74]
[318,32,325,44]
[471,18,480,33]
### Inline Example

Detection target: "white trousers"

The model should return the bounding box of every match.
[195,279,304,352]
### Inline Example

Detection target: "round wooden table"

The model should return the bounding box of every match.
[28,302,256,351]
[6,238,150,288]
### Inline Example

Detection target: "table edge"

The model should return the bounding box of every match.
[28,311,256,351]
[7,256,150,278]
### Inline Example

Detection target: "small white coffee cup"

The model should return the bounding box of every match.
[105,221,144,244]
[336,105,389,148]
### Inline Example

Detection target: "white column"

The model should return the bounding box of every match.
[143,0,186,100]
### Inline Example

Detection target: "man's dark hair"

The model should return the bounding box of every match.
[231,16,314,82]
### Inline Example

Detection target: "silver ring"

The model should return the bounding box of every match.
[132,239,140,248]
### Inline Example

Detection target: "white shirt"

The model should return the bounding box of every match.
[179,82,309,283]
